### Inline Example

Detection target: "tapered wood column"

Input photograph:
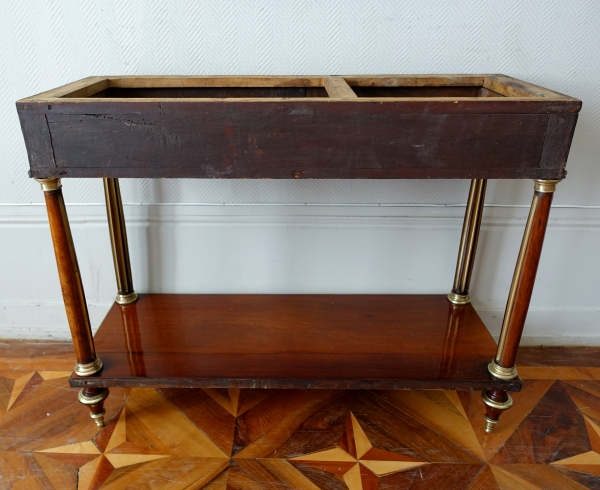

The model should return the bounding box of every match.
[448,179,487,305]
[489,179,560,380]
[36,178,102,376]
[104,178,138,305]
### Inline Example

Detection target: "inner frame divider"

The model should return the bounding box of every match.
[324,77,358,98]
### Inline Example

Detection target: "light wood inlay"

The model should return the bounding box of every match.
[5,343,600,489]
[343,464,363,490]
[350,413,372,459]
[39,371,72,380]
[291,411,427,487]
[38,442,100,455]
[377,390,487,461]
[293,447,356,463]
[552,450,600,466]
[5,371,35,410]
[258,459,321,490]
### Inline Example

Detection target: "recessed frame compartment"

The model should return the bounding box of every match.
[80,77,333,99]
[52,74,561,99]
[342,75,559,98]
[17,74,581,181]
[59,76,338,99]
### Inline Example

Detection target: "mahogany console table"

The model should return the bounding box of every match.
[17,75,581,433]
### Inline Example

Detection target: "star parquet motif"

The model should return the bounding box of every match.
[291,412,427,489]
[5,349,600,489]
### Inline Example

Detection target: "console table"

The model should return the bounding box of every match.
[17,75,581,433]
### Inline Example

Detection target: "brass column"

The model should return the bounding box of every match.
[448,179,487,305]
[104,178,138,305]
[488,179,560,380]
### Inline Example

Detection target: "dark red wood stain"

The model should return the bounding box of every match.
[70,294,518,391]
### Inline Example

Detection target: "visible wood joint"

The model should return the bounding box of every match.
[324,77,357,99]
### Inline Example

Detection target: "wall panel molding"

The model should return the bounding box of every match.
[1,204,598,343]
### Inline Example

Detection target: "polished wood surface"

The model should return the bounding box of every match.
[3,342,600,489]
[42,187,96,367]
[17,75,580,180]
[496,190,555,370]
[69,294,519,391]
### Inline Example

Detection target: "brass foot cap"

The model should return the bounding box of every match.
[90,410,106,428]
[116,292,139,305]
[447,292,470,305]
[74,357,103,377]
[484,415,499,433]
[488,360,519,381]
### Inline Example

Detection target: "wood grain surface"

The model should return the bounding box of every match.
[3,342,600,489]
[16,74,581,180]
[69,294,519,391]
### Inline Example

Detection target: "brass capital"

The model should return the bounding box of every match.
[484,415,499,433]
[447,292,470,305]
[534,179,561,193]
[35,178,62,192]
[74,357,103,377]
[488,359,519,380]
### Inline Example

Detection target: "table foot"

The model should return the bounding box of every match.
[78,387,109,427]
[481,389,513,433]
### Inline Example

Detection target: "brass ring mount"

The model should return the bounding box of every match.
[487,359,519,381]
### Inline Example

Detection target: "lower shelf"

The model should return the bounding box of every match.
[70,294,521,391]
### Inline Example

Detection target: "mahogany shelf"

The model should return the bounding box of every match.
[71,294,520,391]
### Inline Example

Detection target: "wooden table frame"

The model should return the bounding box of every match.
[17,75,581,433]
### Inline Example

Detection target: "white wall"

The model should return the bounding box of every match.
[0,0,599,343]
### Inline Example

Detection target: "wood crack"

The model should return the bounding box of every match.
[44,114,58,168]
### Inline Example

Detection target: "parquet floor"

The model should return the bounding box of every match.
[2,342,600,489]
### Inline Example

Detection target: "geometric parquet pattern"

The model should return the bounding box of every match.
[3,345,600,488]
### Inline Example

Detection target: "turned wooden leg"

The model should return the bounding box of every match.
[482,389,513,433]
[104,178,138,305]
[37,178,102,376]
[78,388,109,427]
[37,178,105,426]
[485,179,560,432]
[448,179,487,305]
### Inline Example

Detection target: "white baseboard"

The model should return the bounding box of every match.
[477,308,600,346]
[0,204,598,344]
[1,301,598,346]
[0,302,109,340]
